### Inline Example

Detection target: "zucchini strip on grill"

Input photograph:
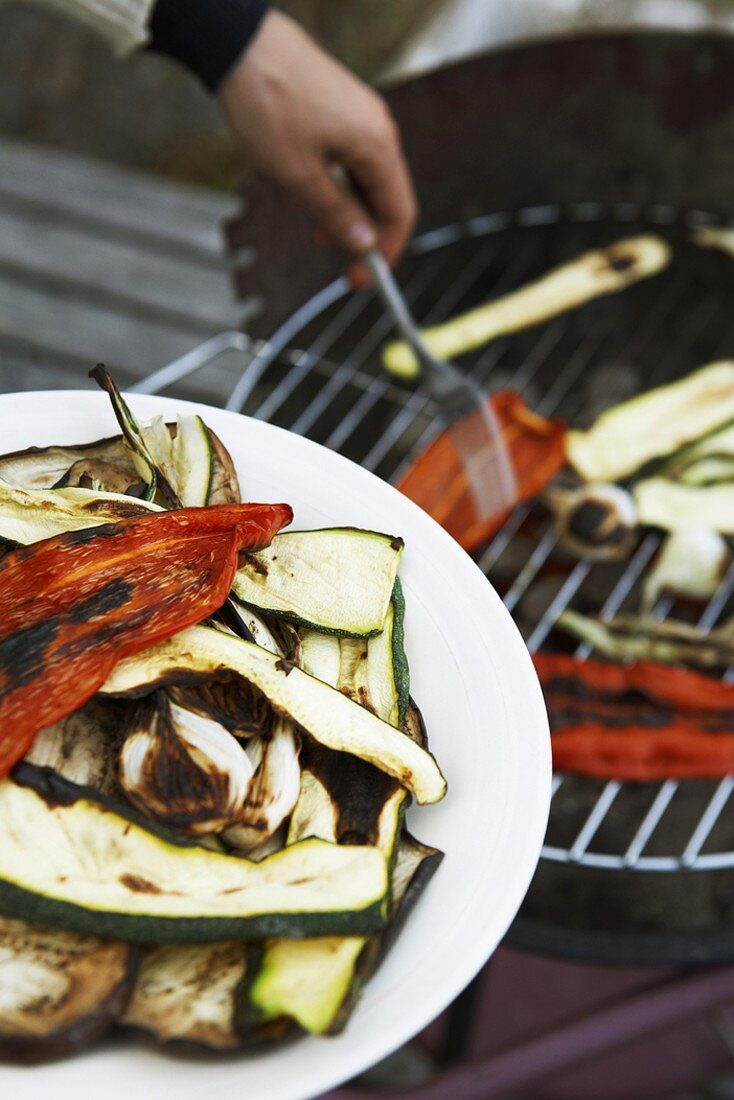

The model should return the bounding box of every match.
[566,361,734,482]
[382,235,671,379]
[0,768,389,943]
[232,528,404,637]
[633,478,734,534]
[0,916,136,1064]
[100,625,446,805]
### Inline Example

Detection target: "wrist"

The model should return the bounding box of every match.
[148,0,270,92]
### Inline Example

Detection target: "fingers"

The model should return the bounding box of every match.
[282,161,378,257]
[342,103,418,267]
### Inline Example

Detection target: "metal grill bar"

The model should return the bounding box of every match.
[133,201,734,874]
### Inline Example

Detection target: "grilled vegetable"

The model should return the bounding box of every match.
[633,478,734,533]
[0,503,292,777]
[536,652,734,780]
[91,366,168,502]
[0,478,157,545]
[119,693,256,836]
[92,366,240,508]
[383,235,670,379]
[246,588,430,1036]
[233,528,404,637]
[398,391,566,553]
[567,361,734,482]
[642,528,731,610]
[692,225,734,259]
[548,482,637,561]
[557,609,734,670]
[660,420,734,487]
[0,917,136,1064]
[0,768,389,942]
[0,435,143,495]
[299,580,409,730]
[101,624,447,805]
[24,697,129,798]
[122,942,260,1052]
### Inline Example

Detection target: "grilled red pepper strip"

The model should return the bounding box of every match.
[0,503,292,777]
[534,652,734,780]
[398,391,566,553]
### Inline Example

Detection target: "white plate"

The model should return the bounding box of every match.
[0,391,550,1100]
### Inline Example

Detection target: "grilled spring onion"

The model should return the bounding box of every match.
[233,528,404,637]
[566,361,734,482]
[382,235,671,379]
[633,478,734,534]
[642,528,732,612]
[92,365,240,507]
[557,608,734,670]
[0,767,389,943]
[100,625,446,805]
[0,917,137,1064]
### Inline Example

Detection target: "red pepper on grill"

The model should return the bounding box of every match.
[398,391,566,553]
[0,502,292,777]
[534,652,734,780]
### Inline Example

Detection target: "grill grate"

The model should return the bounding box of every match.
[130,202,734,874]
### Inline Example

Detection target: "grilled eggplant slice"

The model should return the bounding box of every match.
[0,916,136,1064]
[567,360,734,482]
[0,768,389,943]
[122,942,258,1052]
[232,528,404,637]
[0,436,139,493]
[100,625,446,805]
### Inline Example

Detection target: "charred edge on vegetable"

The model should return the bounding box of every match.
[90,365,179,507]
[168,677,274,739]
[0,941,139,1065]
[299,739,401,848]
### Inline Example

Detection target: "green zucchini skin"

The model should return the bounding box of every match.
[391,578,410,727]
[3,767,388,944]
[0,917,138,1065]
[232,528,404,638]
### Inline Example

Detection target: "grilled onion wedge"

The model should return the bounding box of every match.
[0,767,389,943]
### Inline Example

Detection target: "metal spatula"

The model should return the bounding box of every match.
[364,249,517,525]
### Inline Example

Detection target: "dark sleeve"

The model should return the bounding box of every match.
[148,0,270,92]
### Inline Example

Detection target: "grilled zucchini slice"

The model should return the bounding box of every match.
[232,528,404,637]
[101,625,446,805]
[0,769,389,943]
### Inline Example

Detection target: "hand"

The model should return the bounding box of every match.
[219,10,417,286]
